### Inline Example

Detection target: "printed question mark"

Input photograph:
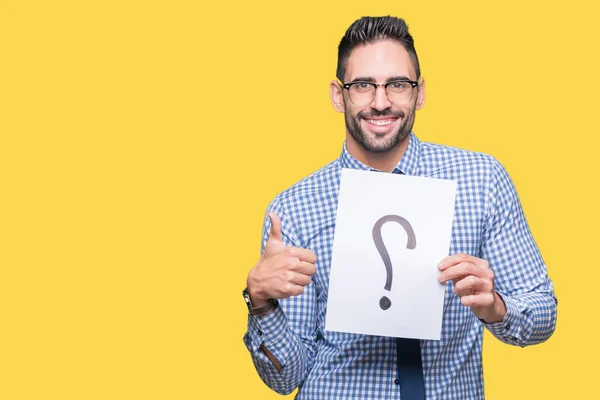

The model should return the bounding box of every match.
[372,215,417,310]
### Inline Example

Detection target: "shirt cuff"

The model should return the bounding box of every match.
[245,305,291,363]
[483,291,522,342]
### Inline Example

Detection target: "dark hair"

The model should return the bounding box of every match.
[336,16,421,82]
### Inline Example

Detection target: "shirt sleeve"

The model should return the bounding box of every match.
[481,160,557,346]
[242,197,318,395]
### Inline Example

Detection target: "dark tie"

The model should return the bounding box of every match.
[387,167,426,399]
[396,337,425,399]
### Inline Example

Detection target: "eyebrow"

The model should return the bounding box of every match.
[350,76,413,83]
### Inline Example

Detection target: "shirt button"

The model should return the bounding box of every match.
[505,324,510,330]
[394,379,400,385]
[257,329,263,336]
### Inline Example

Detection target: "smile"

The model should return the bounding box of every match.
[365,118,398,126]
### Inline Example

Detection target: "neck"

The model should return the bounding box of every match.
[346,135,410,172]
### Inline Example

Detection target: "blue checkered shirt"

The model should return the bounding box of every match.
[243,132,557,399]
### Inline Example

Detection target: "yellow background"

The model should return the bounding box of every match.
[1,0,598,398]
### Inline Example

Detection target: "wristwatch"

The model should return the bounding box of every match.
[243,288,279,315]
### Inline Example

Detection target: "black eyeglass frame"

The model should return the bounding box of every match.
[340,79,419,106]
[341,79,419,92]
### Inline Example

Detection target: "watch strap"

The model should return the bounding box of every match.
[243,287,279,315]
[249,298,279,315]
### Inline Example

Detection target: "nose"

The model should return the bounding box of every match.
[370,86,392,111]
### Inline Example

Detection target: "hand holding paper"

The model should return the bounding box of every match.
[438,253,506,323]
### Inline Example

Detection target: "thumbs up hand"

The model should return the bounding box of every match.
[262,211,287,257]
[246,212,317,309]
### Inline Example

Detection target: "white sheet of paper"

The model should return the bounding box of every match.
[325,168,457,340]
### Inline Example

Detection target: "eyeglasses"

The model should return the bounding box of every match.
[341,80,418,106]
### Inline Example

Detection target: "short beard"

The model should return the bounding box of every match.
[345,107,415,153]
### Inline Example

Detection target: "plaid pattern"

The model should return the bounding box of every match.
[243,132,557,399]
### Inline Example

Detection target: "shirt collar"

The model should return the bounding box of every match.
[339,132,421,175]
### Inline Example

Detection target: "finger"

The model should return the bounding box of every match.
[453,276,493,297]
[288,247,317,264]
[288,272,312,287]
[280,283,305,298]
[439,261,474,282]
[268,212,282,243]
[439,261,489,283]
[292,261,317,276]
[460,292,495,308]
[438,253,487,271]
[451,275,467,287]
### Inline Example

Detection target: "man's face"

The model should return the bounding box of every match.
[340,40,424,153]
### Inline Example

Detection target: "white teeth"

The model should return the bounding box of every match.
[367,119,394,126]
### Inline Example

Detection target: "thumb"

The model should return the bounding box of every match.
[267,212,283,243]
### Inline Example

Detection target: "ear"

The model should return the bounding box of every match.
[330,80,345,113]
[415,77,426,110]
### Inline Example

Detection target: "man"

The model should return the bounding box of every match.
[242,16,557,399]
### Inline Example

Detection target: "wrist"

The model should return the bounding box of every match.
[246,286,270,308]
[480,292,507,323]
[492,292,507,321]
[243,287,278,316]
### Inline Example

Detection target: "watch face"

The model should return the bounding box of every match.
[242,289,252,309]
